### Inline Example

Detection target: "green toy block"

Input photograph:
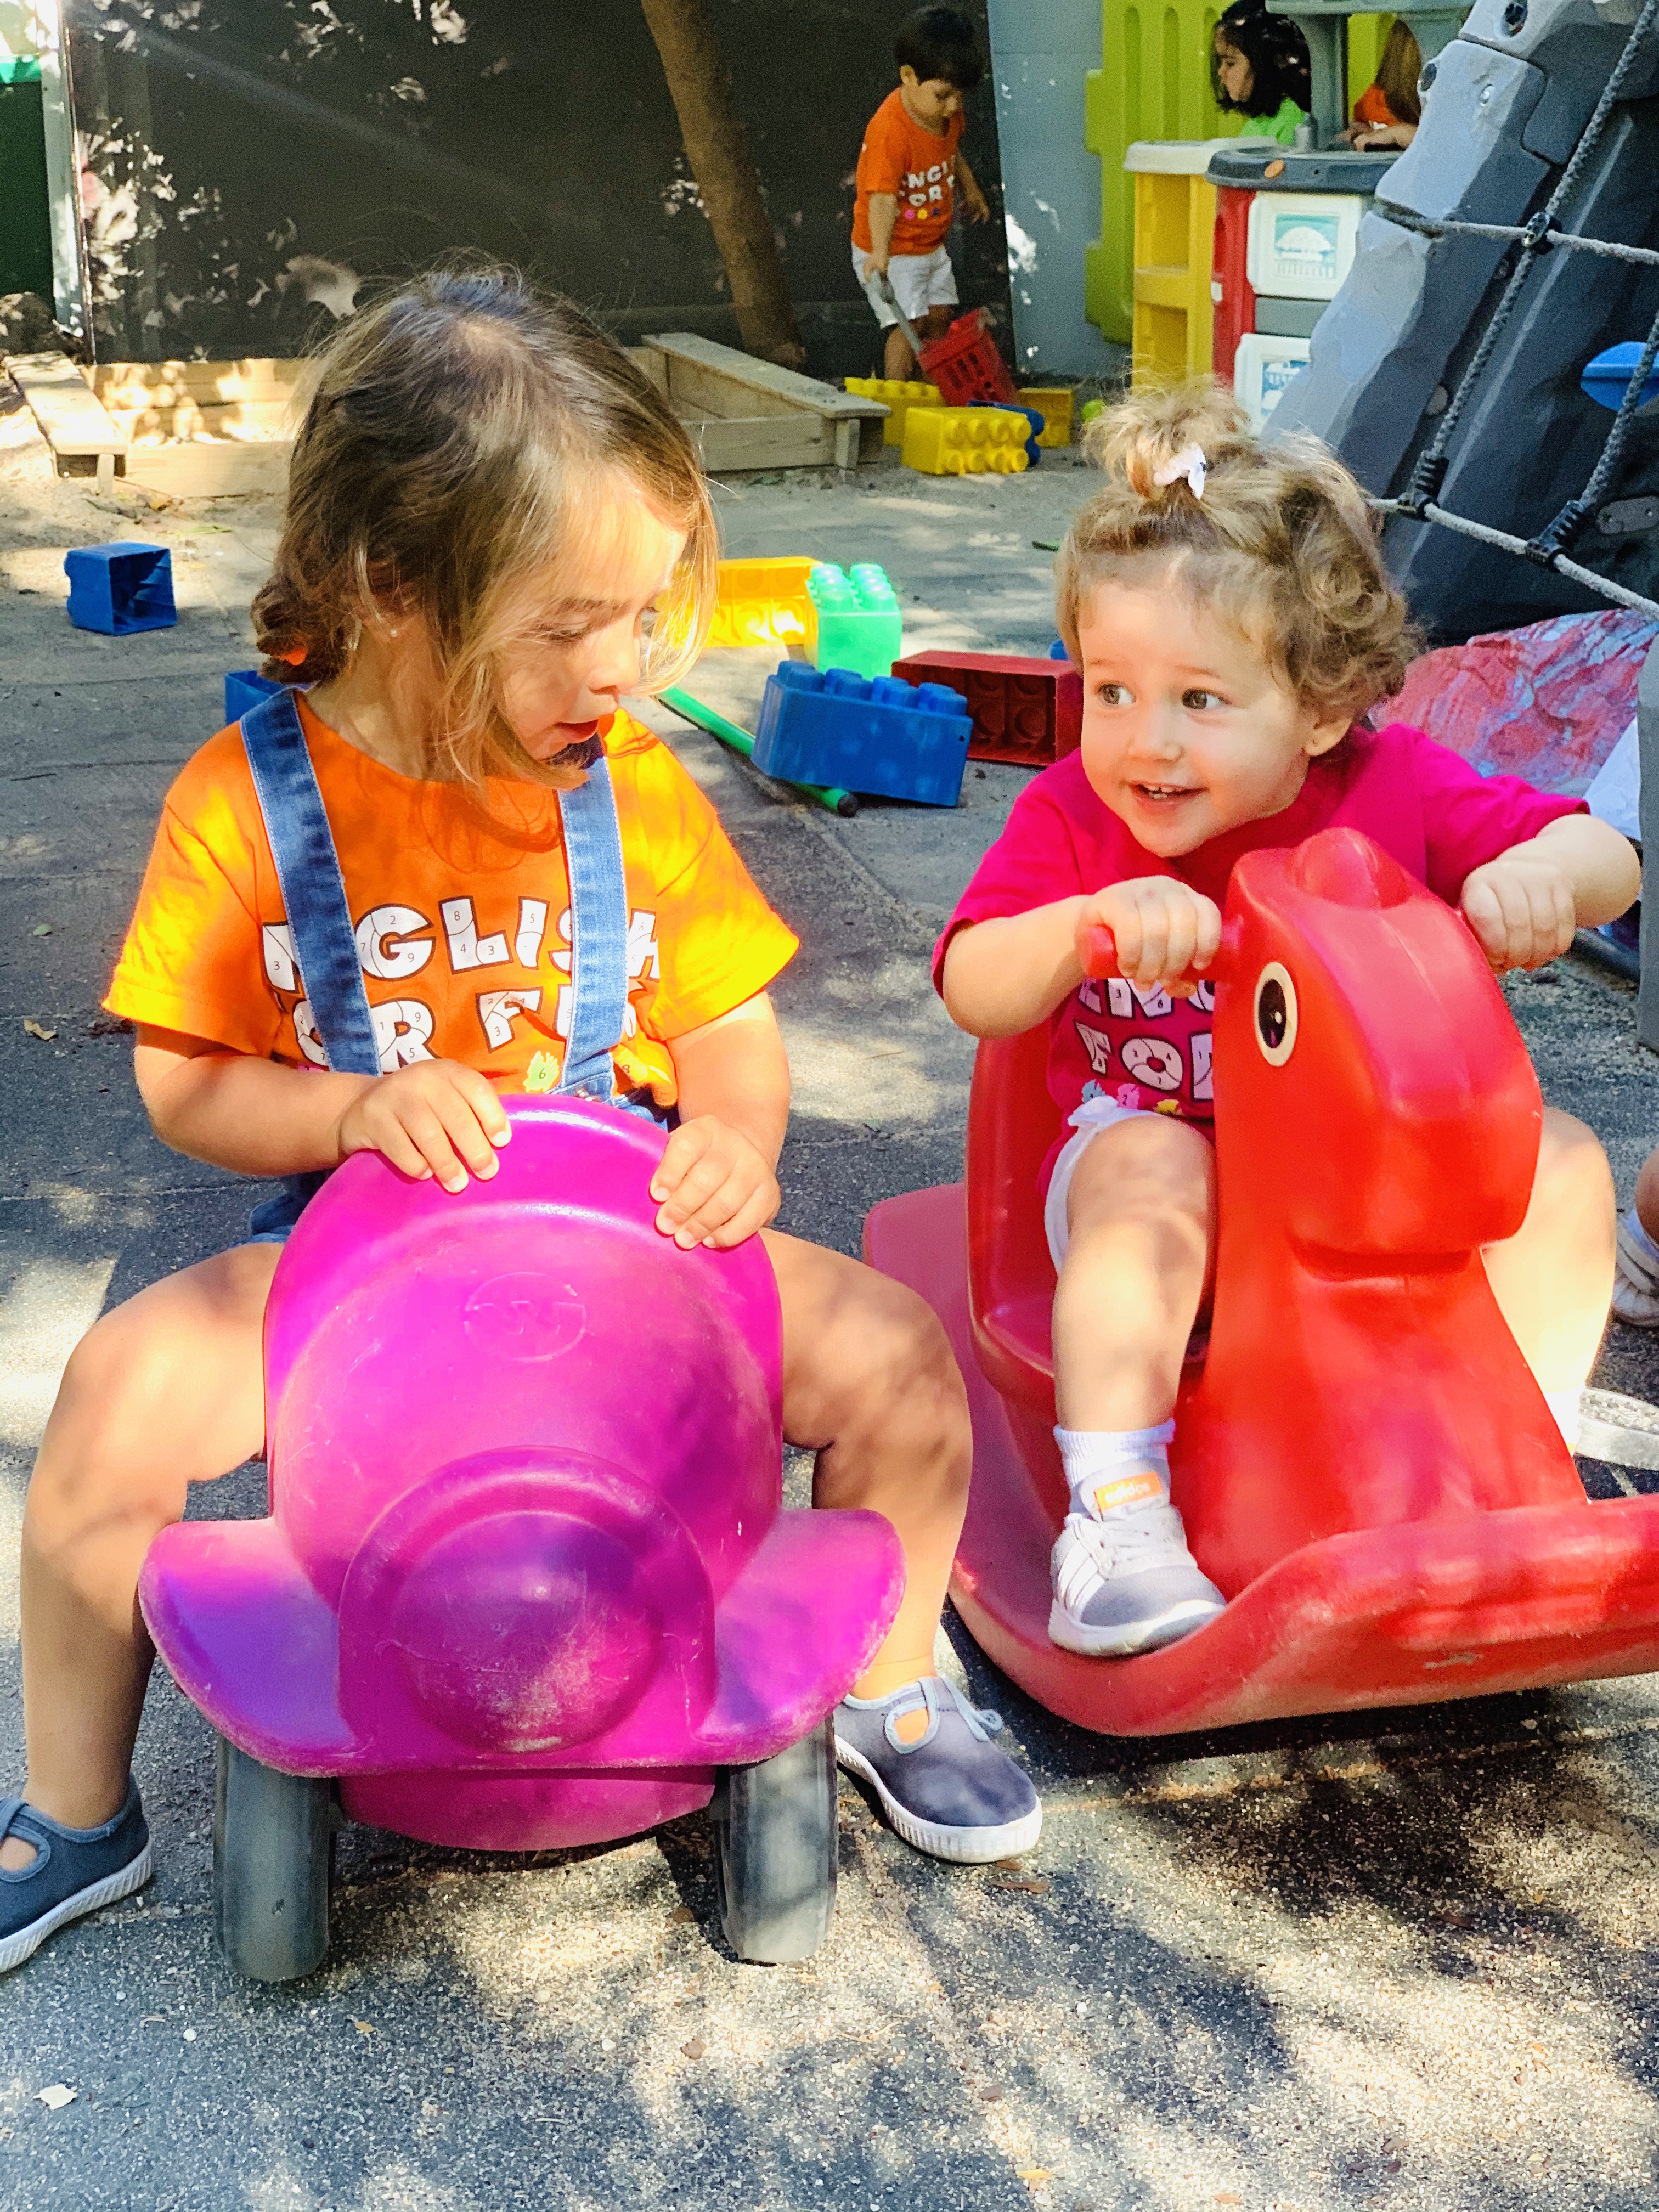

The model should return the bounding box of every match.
[806,563,903,682]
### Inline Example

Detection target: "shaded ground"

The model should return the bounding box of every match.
[4,408,1659,2211]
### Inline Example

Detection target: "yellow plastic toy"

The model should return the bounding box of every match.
[902,407,1030,477]
[1015,387,1075,448]
[704,557,821,650]
[844,376,943,448]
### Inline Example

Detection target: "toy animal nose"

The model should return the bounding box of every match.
[385,1511,661,1753]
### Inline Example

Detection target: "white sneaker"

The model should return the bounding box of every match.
[1049,1498,1226,1657]
[1615,1212,1659,1328]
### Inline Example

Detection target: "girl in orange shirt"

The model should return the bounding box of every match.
[0,270,1039,1971]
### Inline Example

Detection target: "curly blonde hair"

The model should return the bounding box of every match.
[1055,383,1416,727]
[251,266,718,794]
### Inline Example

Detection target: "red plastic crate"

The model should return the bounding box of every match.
[917,311,1018,407]
[1211,184,1256,386]
[889,650,1082,766]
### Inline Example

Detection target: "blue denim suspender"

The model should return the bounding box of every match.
[238,688,636,1240]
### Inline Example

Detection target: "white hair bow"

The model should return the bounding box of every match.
[1153,443,1207,499]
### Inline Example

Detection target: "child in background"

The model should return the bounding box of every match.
[0,270,1042,1972]
[852,4,992,382]
[937,387,1638,1660]
[1340,20,1423,150]
[1211,0,1312,146]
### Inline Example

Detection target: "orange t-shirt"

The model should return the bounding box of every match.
[851,89,964,256]
[105,701,799,1107]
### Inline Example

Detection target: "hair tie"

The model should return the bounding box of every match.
[1152,443,1207,499]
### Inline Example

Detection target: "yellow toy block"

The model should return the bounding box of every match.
[704,557,820,650]
[902,407,1030,477]
[844,375,944,446]
[1016,386,1075,448]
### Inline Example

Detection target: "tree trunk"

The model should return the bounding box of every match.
[639,0,806,371]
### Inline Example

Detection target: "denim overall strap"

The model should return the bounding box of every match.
[239,687,381,1079]
[239,687,379,1240]
[554,752,630,1102]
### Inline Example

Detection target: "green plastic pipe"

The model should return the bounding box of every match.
[659,686,859,818]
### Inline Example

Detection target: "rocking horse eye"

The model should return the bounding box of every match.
[1252,961,1298,1066]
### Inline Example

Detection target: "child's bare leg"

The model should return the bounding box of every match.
[762,1230,968,1699]
[1047,1116,1224,1657]
[4,1243,277,1871]
[882,323,917,381]
[765,1229,1042,1859]
[1052,1116,1215,1434]
[1481,1107,1614,1397]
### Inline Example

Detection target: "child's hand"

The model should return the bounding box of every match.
[962,184,991,224]
[1459,851,1578,973]
[1076,877,1222,996]
[650,1114,780,1250]
[335,1060,511,1194]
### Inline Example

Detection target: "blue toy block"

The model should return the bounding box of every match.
[1047,637,1070,659]
[225,668,286,723]
[63,541,176,635]
[752,663,973,807]
[1582,342,1659,413]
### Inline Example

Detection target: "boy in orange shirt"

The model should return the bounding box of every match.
[851,5,992,381]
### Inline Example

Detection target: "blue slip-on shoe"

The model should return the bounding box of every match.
[834,1675,1042,1864]
[0,1784,152,1973]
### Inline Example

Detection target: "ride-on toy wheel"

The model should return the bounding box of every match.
[214,1737,334,1982]
[711,1717,838,1963]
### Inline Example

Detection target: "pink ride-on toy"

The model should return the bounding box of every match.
[140,1099,904,1979]
[867,827,1659,1737]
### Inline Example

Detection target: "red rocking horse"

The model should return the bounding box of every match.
[866,827,1659,1735]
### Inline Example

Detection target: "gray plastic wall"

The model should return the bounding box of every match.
[1266,0,1659,639]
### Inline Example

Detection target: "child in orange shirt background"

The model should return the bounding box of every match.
[851,5,992,381]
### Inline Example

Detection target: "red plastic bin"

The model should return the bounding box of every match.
[918,310,1018,407]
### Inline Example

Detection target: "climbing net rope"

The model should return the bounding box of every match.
[1367,0,1659,621]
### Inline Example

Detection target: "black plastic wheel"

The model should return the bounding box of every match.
[213,1736,334,1982]
[711,1716,838,1963]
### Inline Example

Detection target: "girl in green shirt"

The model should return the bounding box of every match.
[1211,0,1312,145]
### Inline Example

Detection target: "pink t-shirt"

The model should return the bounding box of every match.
[934,721,1584,1176]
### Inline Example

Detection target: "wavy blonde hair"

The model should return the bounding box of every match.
[1056,383,1415,726]
[251,267,718,793]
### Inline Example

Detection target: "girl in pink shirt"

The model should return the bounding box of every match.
[937,387,1640,1660]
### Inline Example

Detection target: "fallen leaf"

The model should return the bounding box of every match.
[989,1872,1052,1895]
[22,1019,57,1041]
[37,2085,76,2111]
[667,1904,695,1924]
[84,1014,132,1037]
[681,2037,707,2061]
[979,2083,1004,2101]
[1216,2197,1243,2207]
[1018,2170,1052,2187]
[31,924,51,936]
[352,2018,376,2037]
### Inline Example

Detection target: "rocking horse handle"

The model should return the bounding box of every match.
[1075,916,1241,992]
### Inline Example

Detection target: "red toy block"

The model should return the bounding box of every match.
[890,650,1083,767]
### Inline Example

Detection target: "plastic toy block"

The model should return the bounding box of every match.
[902,406,1030,477]
[843,376,942,446]
[225,668,285,723]
[890,650,1083,767]
[991,403,1045,466]
[705,556,820,650]
[753,663,972,806]
[1016,387,1075,447]
[806,562,903,681]
[63,540,176,635]
[1582,343,1659,412]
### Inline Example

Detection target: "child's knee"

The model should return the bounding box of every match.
[1536,1108,1614,1218]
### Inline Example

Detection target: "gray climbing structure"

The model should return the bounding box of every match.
[1267,0,1659,642]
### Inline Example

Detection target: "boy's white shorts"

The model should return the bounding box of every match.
[853,241,959,328]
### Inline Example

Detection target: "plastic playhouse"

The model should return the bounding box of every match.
[140,1102,904,1976]
[866,828,1659,1736]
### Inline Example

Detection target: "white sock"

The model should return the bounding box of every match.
[1544,1387,1583,1454]
[1621,1207,1659,1284]
[1054,1420,1175,1521]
